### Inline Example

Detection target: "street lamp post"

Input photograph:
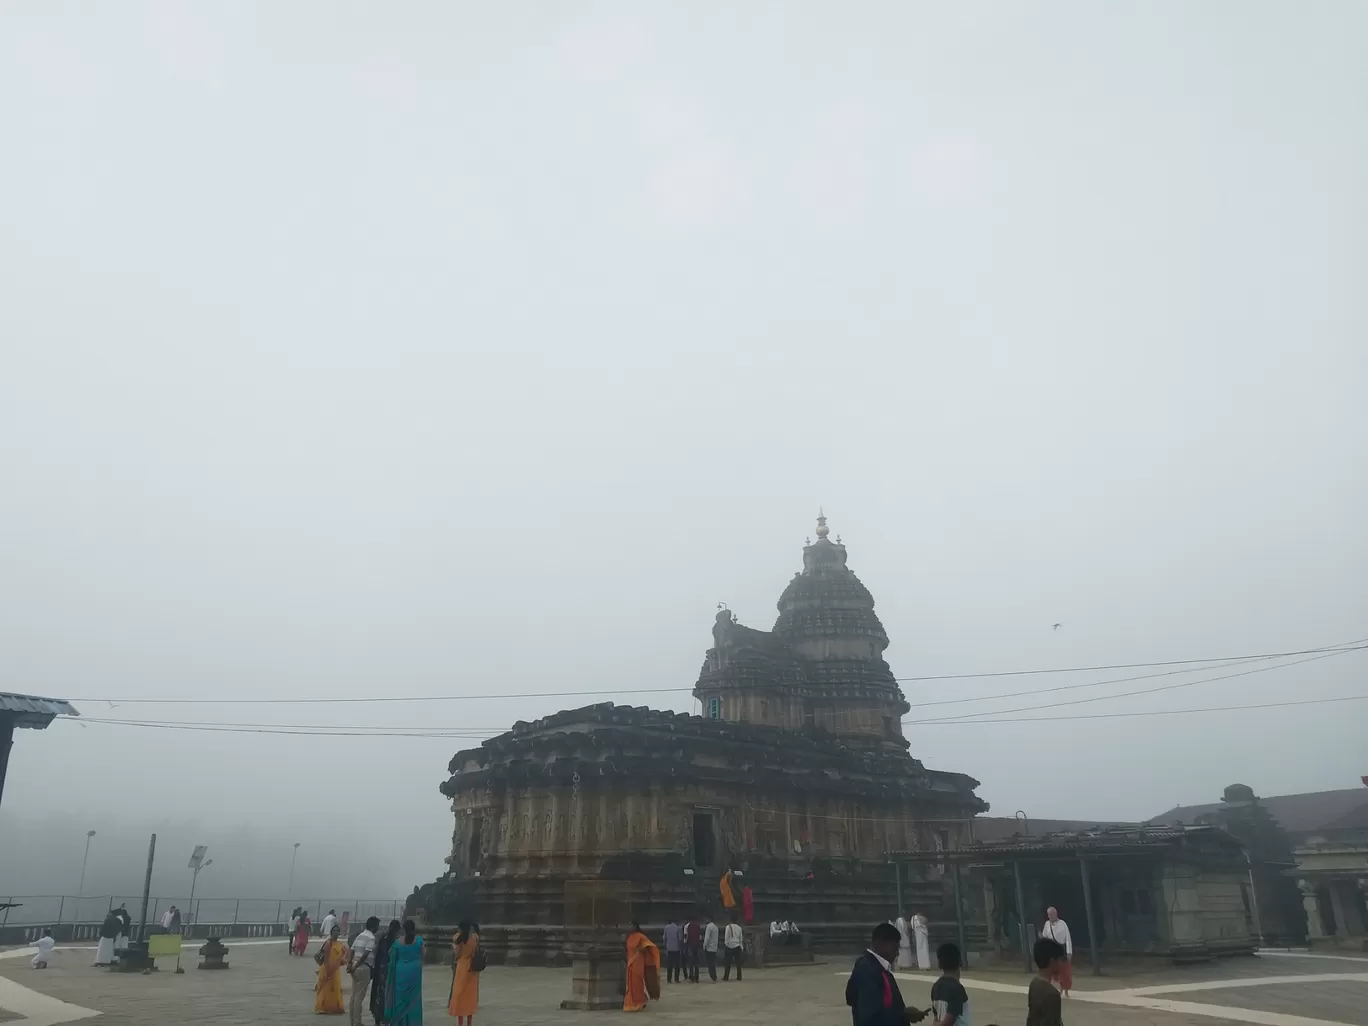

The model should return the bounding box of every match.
[77,830,97,897]
[288,843,300,895]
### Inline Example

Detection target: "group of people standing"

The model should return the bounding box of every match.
[848,920,1073,1026]
[626,913,747,1011]
[92,904,132,966]
[848,925,973,1026]
[653,914,746,987]
[298,914,481,1026]
[891,910,931,971]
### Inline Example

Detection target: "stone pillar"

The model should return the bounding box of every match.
[1329,881,1365,936]
[1298,880,1325,940]
[561,881,630,1011]
[982,880,999,954]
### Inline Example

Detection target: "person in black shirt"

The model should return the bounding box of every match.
[845,923,928,1026]
[1027,937,1066,1026]
[930,942,971,1026]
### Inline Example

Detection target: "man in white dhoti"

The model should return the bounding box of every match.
[913,912,931,970]
[94,910,121,966]
[893,912,915,969]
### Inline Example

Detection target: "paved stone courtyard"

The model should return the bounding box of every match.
[0,939,1365,1026]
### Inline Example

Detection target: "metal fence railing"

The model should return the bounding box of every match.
[0,895,405,928]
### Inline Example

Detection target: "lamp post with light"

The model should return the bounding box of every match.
[77,830,96,896]
[289,842,300,895]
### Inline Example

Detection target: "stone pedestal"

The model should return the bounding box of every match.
[111,941,156,973]
[559,880,630,1011]
[747,927,813,968]
[559,937,624,1011]
[198,937,230,969]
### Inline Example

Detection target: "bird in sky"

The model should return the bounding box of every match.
[1052,623,1062,631]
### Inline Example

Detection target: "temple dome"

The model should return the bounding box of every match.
[695,514,909,750]
[772,515,891,664]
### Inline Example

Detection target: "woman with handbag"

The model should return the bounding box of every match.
[314,924,348,1015]
[447,921,481,1024]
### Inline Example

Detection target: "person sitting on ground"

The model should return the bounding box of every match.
[930,943,971,1026]
[845,922,927,1026]
[31,929,55,969]
[770,920,784,939]
[1028,937,1067,1026]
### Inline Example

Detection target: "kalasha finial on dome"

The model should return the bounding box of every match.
[815,509,830,539]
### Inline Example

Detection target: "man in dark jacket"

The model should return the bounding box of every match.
[846,923,928,1026]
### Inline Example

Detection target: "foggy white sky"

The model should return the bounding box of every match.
[1,3,1365,898]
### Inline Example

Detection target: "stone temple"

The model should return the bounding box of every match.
[416,516,987,962]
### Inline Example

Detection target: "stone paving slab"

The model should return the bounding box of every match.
[1151,982,1368,1026]
[0,939,1365,1026]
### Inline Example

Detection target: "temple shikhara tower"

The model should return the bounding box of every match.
[697,512,911,749]
[419,516,987,962]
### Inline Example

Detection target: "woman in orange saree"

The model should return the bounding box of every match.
[622,923,660,1013]
[447,921,480,1024]
[719,869,736,911]
[314,925,348,1015]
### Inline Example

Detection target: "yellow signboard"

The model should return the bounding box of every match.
[148,934,183,959]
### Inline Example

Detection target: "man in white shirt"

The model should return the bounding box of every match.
[31,929,55,969]
[347,916,379,1026]
[702,916,720,982]
[722,918,744,981]
[1041,906,1073,995]
[321,909,338,939]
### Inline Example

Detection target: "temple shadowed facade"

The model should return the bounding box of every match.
[416,517,987,963]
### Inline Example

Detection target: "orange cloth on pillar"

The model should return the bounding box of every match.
[448,932,480,1018]
[719,870,736,909]
[622,931,660,1012]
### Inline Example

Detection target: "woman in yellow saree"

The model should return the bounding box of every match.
[623,923,660,1013]
[314,925,348,1015]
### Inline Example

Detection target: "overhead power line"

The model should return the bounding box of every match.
[51,635,1367,742]
[70,717,493,738]
[921,693,1368,725]
[907,645,1368,725]
[66,692,1368,737]
[61,637,1368,707]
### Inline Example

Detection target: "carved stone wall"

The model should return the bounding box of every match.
[423,703,984,961]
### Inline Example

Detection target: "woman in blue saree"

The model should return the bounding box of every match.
[386,919,424,1025]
